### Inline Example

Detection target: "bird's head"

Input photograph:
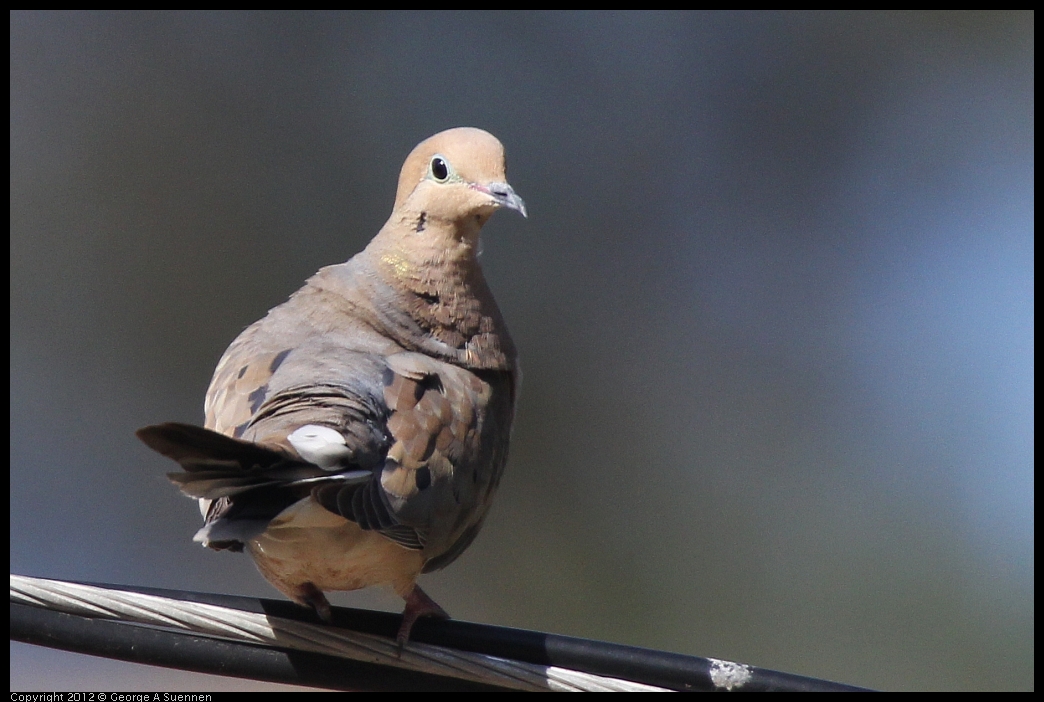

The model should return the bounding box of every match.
[393,127,527,229]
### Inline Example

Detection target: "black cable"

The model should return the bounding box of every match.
[10,601,514,692]
[31,579,871,691]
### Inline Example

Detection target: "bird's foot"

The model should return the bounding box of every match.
[295,582,333,623]
[396,584,449,649]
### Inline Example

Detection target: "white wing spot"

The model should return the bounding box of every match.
[288,424,351,470]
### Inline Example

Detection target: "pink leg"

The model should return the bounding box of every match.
[295,581,333,623]
[397,584,449,646]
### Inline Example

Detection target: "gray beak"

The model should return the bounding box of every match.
[481,182,528,218]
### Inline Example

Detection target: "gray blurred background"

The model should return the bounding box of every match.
[10,11,1033,691]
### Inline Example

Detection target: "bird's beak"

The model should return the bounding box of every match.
[474,182,527,218]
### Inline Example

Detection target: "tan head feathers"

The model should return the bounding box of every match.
[393,127,526,219]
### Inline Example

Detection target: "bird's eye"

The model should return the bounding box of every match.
[430,156,449,182]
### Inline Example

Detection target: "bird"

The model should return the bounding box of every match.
[137,127,525,645]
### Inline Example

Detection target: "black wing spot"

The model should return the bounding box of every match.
[415,466,431,490]
[237,365,249,379]
[248,384,268,414]
[233,420,251,439]
[269,348,292,373]
[421,372,444,393]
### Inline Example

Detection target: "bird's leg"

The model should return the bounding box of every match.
[295,581,333,623]
[397,584,450,647]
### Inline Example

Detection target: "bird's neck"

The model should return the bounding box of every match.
[354,213,516,372]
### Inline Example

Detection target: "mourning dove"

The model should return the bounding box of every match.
[137,127,525,644]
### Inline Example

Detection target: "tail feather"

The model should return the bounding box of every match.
[138,422,329,501]
[138,421,399,550]
[136,422,292,469]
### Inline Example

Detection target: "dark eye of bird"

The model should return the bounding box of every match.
[431,157,449,181]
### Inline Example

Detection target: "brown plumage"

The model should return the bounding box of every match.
[137,128,525,644]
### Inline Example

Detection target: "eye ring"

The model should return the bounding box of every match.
[430,156,449,182]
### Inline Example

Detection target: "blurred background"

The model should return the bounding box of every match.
[10,11,1033,691]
